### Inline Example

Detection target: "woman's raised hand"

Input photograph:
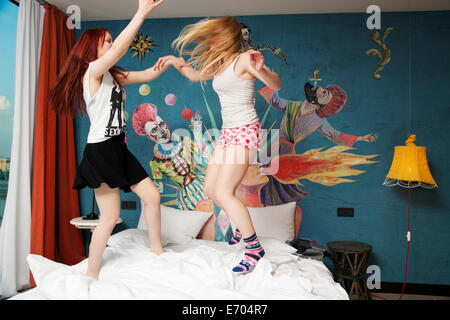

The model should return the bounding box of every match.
[138,0,165,17]
[153,55,186,72]
[248,49,265,72]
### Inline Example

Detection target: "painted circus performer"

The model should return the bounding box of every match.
[132,104,211,211]
[240,23,287,64]
[48,0,179,280]
[255,78,378,205]
[154,16,282,273]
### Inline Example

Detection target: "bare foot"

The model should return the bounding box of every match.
[150,247,164,255]
[85,271,98,281]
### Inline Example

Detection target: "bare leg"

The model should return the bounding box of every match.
[86,183,120,280]
[130,177,163,255]
[214,145,256,238]
[203,145,225,201]
[214,145,265,273]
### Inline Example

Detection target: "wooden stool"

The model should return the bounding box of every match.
[327,241,373,300]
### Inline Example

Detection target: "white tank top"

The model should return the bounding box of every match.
[83,62,127,143]
[212,54,259,128]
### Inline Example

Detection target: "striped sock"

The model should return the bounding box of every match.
[228,228,242,245]
[232,233,265,273]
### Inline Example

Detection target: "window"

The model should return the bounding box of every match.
[0,0,18,226]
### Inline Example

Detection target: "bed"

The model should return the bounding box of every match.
[10,202,348,300]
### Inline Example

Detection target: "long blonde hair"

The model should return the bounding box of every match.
[172,16,244,82]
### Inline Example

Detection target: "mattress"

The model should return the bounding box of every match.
[10,229,348,300]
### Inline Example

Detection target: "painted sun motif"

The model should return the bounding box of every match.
[129,30,159,64]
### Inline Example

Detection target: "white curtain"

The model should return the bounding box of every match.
[0,0,45,298]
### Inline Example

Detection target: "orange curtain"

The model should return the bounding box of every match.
[30,4,85,285]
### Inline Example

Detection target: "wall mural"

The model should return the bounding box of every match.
[245,85,377,205]
[241,23,288,64]
[129,30,159,64]
[132,103,211,211]
[131,70,379,241]
[139,83,151,96]
[366,27,394,80]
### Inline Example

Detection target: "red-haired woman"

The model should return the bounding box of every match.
[49,0,171,280]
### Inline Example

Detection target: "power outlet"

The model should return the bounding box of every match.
[337,207,354,217]
[121,201,136,210]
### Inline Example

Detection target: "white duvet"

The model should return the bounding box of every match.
[11,229,348,300]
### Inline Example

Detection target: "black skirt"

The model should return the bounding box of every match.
[73,133,148,193]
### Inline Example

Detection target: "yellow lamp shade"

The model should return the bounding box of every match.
[384,134,437,188]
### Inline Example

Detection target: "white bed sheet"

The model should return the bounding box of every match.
[10,229,348,300]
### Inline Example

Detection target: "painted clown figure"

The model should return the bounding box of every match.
[132,103,208,210]
[256,81,378,205]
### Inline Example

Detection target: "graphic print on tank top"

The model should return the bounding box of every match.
[105,82,126,137]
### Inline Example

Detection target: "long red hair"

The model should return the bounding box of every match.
[49,28,125,117]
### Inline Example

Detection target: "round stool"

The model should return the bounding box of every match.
[327,241,373,300]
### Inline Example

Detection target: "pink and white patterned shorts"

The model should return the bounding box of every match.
[217,121,263,152]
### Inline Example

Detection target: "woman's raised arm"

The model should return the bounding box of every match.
[90,0,164,80]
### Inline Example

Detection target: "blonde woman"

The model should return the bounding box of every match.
[155,17,282,273]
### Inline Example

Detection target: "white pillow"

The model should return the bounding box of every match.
[107,228,169,249]
[226,201,297,243]
[137,202,213,244]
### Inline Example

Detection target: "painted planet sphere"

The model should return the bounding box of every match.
[139,84,151,96]
[181,108,193,120]
[165,93,177,106]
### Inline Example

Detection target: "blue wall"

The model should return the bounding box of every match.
[75,11,450,285]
